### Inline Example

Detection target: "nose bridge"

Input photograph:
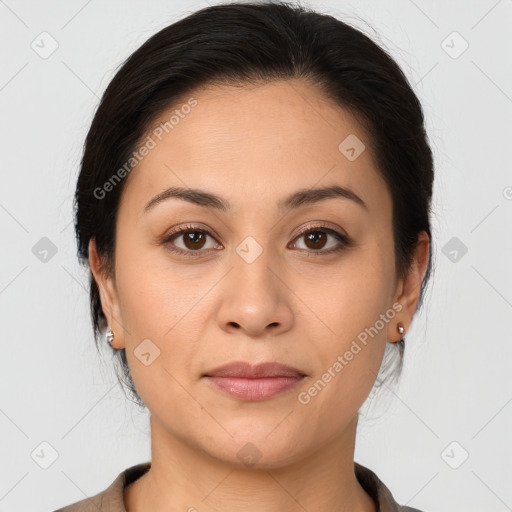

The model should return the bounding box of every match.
[231,233,275,293]
[215,230,294,335]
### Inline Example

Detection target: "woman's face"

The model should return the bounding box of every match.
[90,79,427,467]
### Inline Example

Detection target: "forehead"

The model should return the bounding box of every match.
[120,79,389,215]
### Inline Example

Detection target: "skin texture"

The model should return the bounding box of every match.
[89,79,429,512]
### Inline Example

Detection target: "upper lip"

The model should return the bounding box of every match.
[203,361,306,378]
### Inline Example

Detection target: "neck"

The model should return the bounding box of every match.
[124,414,376,512]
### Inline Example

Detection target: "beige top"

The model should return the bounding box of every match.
[53,461,424,512]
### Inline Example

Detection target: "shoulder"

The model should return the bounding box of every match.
[354,462,427,512]
[51,462,151,512]
[51,471,123,512]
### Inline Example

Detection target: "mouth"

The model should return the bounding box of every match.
[202,361,307,401]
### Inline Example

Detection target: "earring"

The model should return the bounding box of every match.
[106,328,115,347]
[397,322,405,356]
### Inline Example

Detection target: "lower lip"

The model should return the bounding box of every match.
[204,376,304,401]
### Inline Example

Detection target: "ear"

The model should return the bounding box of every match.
[88,238,125,349]
[387,231,430,343]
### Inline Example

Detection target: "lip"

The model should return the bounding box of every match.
[204,361,306,378]
[202,361,306,401]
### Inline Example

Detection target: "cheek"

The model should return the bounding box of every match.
[115,256,202,416]
[114,236,201,335]
[113,240,211,378]
[299,242,394,343]
[294,246,394,406]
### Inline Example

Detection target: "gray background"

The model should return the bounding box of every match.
[1,0,511,511]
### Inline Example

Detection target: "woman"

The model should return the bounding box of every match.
[55,2,433,511]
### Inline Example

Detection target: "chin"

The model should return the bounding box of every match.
[199,429,306,470]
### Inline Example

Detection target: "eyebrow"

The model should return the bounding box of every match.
[143,184,368,213]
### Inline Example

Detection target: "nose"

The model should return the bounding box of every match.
[216,244,294,338]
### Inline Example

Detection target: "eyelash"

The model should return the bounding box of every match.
[162,223,351,258]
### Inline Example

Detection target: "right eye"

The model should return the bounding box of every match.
[163,224,223,257]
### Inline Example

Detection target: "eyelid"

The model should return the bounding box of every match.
[164,222,220,240]
[292,221,348,240]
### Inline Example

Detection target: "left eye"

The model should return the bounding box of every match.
[290,228,348,253]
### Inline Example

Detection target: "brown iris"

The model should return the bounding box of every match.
[303,231,327,250]
[183,231,207,250]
